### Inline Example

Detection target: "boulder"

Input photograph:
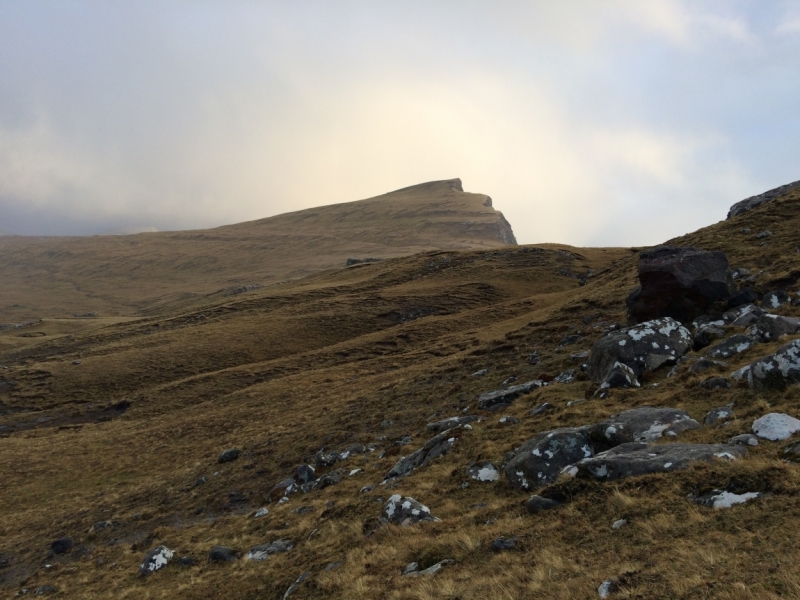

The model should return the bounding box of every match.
[217,448,240,464]
[315,450,340,468]
[728,288,759,308]
[626,246,736,325]
[587,318,692,384]
[208,546,239,562]
[525,495,561,514]
[588,407,701,448]
[732,340,800,391]
[293,464,316,484]
[688,358,727,375]
[245,539,293,561]
[426,415,478,433]
[577,442,746,482]
[381,495,439,526]
[598,362,640,390]
[691,490,762,509]
[706,335,755,359]
[762,290,791,310]
[747,314,800,343]
[729,434,758,446]
[693,324,726,350]
[752,412,800,440]
[504,428,594,491]
[727,180,800,218]
[466,462,500,482]
[705,406,733,425]
[700,377,731,390]
[723,304,765,328]
[139,545,174,575]
[384,428,463,480]
[477,380,545,410]
[49,537,73,555]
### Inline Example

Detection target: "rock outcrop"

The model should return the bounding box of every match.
[504,428,594,491]
[727,180,800,219]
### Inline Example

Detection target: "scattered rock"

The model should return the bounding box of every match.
[471,369,488,377]
[315,450,340,468]
[733,340,800,391]
[577,442,746,482]
[587,317,692,384]
[727,180,800,218]
[626,246,735,325]
[747,314,800,343]
[729,433,758,446]
[217,448,240,464]
[728,288,759,308]
[688,358,727,375]
[33,586,57,595]
[403,562,419,575]
[293,464,316,484]
[384,428,463,480]
[598,362,640,390]
[317,471,344,490]
[246,539,293,561]
[706,335,755,359]
[498,416,519,426]
[426,415,478,433]
[283,571,311,599]
[491,537,517,551]
[466,462,500,482]
[554,369,576,384]
[139,545,174,575]
[49,537,73,556]
[208,546,239,562]
[611,519,627,530]
[762,290,791,309]
[268,477,299,502]
[502,376,517,386]
[525,495,560,514]
[691,490,762,509]
[588,407,701,447]
[755,230,772,239]
[504,428,594,491]
[752,412,800,440]
[528,352,541,365]
[693,324,726,350]
[477,380,545,410]
[404,559,454,577]
[700,377,731,390]
[598,579,618,598]
[381,495,439,526]
[705,406,733,425]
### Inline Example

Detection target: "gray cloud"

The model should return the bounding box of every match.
[1,1,799,244]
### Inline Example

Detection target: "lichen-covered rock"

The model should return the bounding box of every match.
[732,340,800,391]
[381,495,439,526]
[477,380,545,410]
[724,304,765,328]
[706,334,755,359]
[747,314,800,343]
[504,428,594,491]
[426,415,478,433]
[691,490,762,509]
[626,246,736,325]
[752,412,800,440]
[268,477,299,502]
[762,290,792,310]
[705,406,733,425]
[577,443,746,482]
[139,546,174,575]
[587,318,692,384]
[588,407,701,448]
[384,428,463,480]
[693,323,726,350]
[466,462,500,482]
[315,450,340,468]
[245,539,293,561]
[729,433,758,446]
[598,362,640,390]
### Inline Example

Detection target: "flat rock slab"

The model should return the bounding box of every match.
[505,428,594,491]
[589,407,701,446]
[733,340,800,391]
[382,495,439,526]
[477,380,545,410]
[752,412,800,440]
[577,443,746,482]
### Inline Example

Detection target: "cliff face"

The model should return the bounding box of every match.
[0,179,516,320]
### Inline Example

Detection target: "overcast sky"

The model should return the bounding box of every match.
[1,1,799,245]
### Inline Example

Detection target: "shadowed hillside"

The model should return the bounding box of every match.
[0,179,515,321]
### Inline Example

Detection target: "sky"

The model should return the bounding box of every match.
[1,1,799,245]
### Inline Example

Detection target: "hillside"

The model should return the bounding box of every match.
[0,183,799,599]
[0,179,515,322]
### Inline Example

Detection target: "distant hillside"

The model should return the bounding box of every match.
[0,179,515,320]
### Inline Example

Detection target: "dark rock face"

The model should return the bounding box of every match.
[426,415,478,433]
[728,288,759,308]
[504,428,594,491]
[587,317,692,384]
[700,377,731,390]
[732,339,800,391]
[208,546,239,562]
[217,448,240,464]
[525,495,560,514]
[139,546,174,575]
[588,407,701,448]
[706,335,755,359]
[577,443,746,482]
[747,314,800,343]
[384,428,462,480]
[49,537,73,555]
[381,495,439,525]
[477,380,545,410]
[245,539,293,561]
[626,246,736,325]
[727,180,800,219]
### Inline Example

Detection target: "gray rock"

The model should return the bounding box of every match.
[559,334,581,347]
[588,407,701,447]
[471,369,488,377]
[381,495,439,526]
[528,352,541,365]
[752,412,800,440]
[724,304,765,328]
[747,314,800,343]
[729,433,758,446]
[502,376,517,386]
[598,579,618,598]
[208,546,239,562]
[315,450,341,468]
[339,444,367,459]
[688,358,727,375]
[530,403,554,416]
[268,477,299,502]
[426,415,478,433]
[755,230,773,239]
[727,180,800,219]
[571,350,589,361]
[404,559,454,577]
[477,380,546,410]
[504,428,594,491]
[693,324,726,350]
[466,462,500,482]
[293,464,316,484]
[705,406,733,425]
[701,377,731,390]
[217,448,240,464]
[554,369,576,384]
[598,362,640,390]
[283,571,311,599]
[762,290,791,310]
[733,340,800,391]
[611,519,627,530]
[384,428,462,480]
[498,416,519,426]
[577,442,746,482]
[525,495,560,514]
[139,545,174,574]
[49,537,73,555]
[491,537,517,551]
[691,490,762,509]
[706,334,755,359]
[626,246,736,325]
[727,288,759,309]
[587,317,692,384]
[246,539,293,561]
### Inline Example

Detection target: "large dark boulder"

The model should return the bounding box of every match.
[587,317,692,384]
[504,428,594,491]
[626,246,736,325]
[732,340,800,391]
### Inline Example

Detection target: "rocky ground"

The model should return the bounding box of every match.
[0,183,799,599]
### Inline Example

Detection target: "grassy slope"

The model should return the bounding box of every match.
[0,189,799,599]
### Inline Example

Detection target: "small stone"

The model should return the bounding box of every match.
[253,508,269,518]
[33,586,58,595]
[139,545,174,575]
[217,448,240,464]
[491,537,517,551]
[498,416,519,426]
[525,495,560,514]
[381,495,439,526]
[246,539,293,561]
[755,230,772,239]
[178,556,195,566]
[360,485,375,493]
[705,406,733,425]
[466,462,500,482]
[530,403,553,416]
[404,559,454,577]
[49,537,73,555]
[471,369,488,377]
[324,562,341,571]
[691,490,762,509]
[611,519,627,530]
[502,376,517,386]
[688,358,727,375]
[729,433,758,446]
[208,546,239,562]
[701,377,731,390]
